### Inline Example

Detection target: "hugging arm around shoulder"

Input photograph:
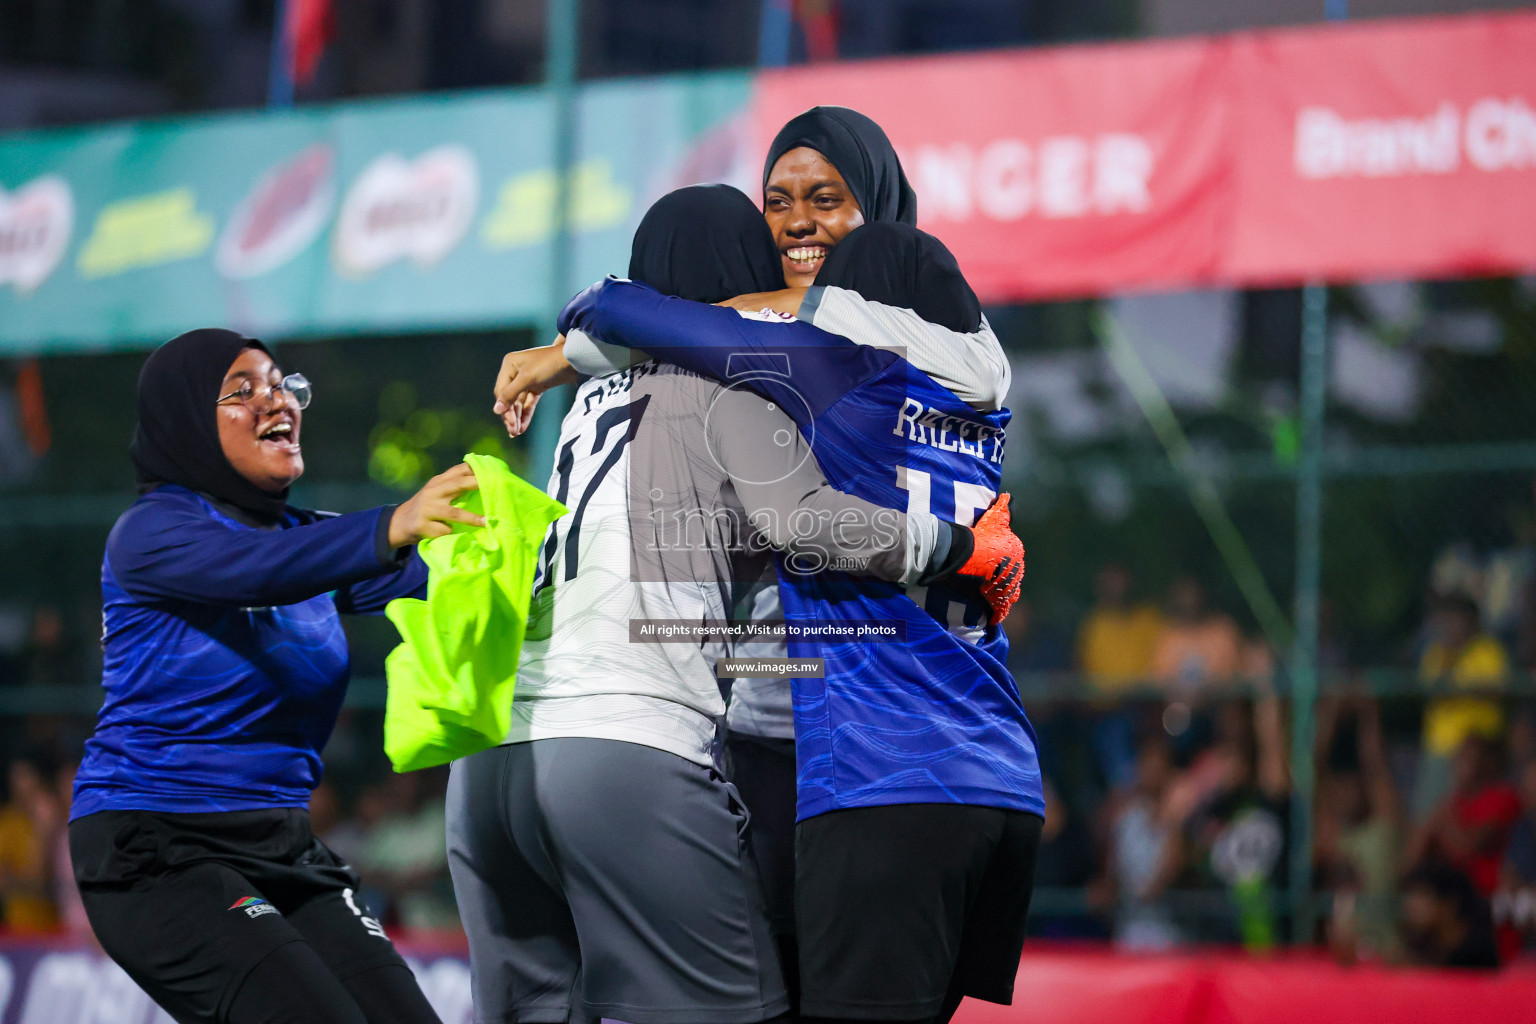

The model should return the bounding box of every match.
[562,278,1008,413]
[560,279,888,422]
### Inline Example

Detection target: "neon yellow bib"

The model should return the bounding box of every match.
[383,453,567,771]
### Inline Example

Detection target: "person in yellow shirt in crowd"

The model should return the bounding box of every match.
[1416,592,1510,818]
[1076,564,1165,789]
[0,751,63,933]
[1078,564,1165,691]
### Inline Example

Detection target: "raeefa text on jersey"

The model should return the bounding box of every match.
[893,398,1005,463]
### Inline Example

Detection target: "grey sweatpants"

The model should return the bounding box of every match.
[446,738,789,1024]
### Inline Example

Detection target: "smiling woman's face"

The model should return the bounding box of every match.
[216,347,304,492]
[764,147,865,287]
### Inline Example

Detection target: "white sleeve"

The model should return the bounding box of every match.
[803,285,1011,411]
[562,327,649,377]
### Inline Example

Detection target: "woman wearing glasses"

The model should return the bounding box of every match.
[68,329,474,1024]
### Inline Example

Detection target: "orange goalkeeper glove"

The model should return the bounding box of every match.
[961,494,1025,625]
[919,494,1025,627]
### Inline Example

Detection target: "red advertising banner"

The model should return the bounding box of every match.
[3,939,1529,1024]
[955,950,1536,1024]
[1227,14,1536,286]
[754,38,1235,299]
[751,11,1536,301]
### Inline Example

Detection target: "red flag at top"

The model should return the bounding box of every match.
[285,0,334,87]
[15,359,50,458]
[793,0,839,62]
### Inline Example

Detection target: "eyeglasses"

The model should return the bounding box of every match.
[215,372,312,412]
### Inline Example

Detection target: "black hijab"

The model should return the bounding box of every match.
[815,222,983,334]
[129,328,291,520]
[629,184,785,302]
[763,106,917,227]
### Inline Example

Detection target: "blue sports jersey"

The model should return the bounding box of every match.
[561,280,1043,820]
[72,485,426,819]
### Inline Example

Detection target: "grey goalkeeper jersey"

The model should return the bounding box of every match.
[507,346,942,767]
[563,288,1011,741]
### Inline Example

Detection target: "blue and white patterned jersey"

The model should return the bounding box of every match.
[72,485,424,818]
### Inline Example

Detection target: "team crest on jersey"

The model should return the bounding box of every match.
[229,896,279,919]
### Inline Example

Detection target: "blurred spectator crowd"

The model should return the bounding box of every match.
[1017,545,1536,969]
[4,538,1536,970]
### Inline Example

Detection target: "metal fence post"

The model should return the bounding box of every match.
[266,0,294,109]
[528,0,580,485]
[1289,282,1328,942]
[1287,0,1347,947]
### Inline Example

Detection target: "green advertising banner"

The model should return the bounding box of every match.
[0,73,753,354]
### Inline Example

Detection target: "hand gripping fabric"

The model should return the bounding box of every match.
[957,493,1025,626]
[383,454,568,772]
